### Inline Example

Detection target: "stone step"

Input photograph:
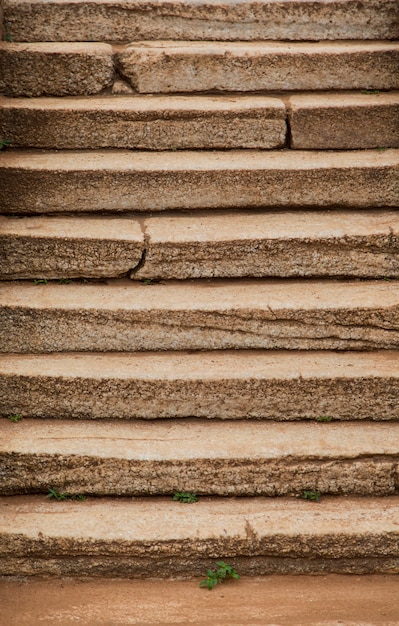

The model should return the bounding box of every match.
[0,95,286,150]
[288,92,399,150]
[1,575,398,626]
[2,42,399,97]
[116,42,399,94]
[2,419,398,496]
[2,93,398,151]
[1,279,399,353]
[4,0,398,42]
[1,495,398,576]
[0,42,114,97]
[0,351,398,420]
[2,211,398,280]
[2,150,398,213]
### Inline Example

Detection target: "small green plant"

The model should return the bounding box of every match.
[47,489,86,501]
[173,491,198,503]
[383,277,391,281]
[301,490,321,502]
[3,21,13,42]
[7,413,23,422]
[200,561,240,590]
[33,279,48,285]
[375,147,388,152]
[0,139,11,150]
[360,89,380,95]
[57,278,72,284]
[141,278,153,285]
[316,415,333,422]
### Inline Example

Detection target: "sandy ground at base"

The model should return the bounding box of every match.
[0,574,398,625]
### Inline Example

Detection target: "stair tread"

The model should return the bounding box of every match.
[1,494,398,547]
[1,575,398,626]
[5,0,398,43]
[3,418,399,459]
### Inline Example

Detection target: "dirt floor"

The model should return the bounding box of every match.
[0,574,398,625]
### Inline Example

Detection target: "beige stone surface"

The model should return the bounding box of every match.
[1,575,399,626]
[0,216,144,279]
[2,150,398,213]
[1,419,398,496]
[289,92,399,150]
[117,41,399,93]
[0,43,114,97]
[137,210,399,279]
[0,496,398,576]
[1,279,399,352]
[2,211,398,280]
[4,0,399,42]
[0,95,286,149]
[0,351,398,420]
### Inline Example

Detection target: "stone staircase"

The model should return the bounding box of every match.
[0,0,399,580]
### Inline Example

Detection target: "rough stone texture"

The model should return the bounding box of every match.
[0,351,398,420]
[0,496,398,576]
[0,95,286,150]
[4,0,399,42]
[1,279,399,352]
[0,216,144,279]
[1,419,398,496]
[2,212,398,280]
[1,150,398,213]
[288,92,399,150]
[0,43,114,97]
[1,576,399,626]
[137,210,399,279]
[117,42,399,93]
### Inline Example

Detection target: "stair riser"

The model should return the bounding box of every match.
[2,377,398,419]
[2,152,398,213]
[2,556,399,577]
[2,309,399,352]
[5,0,399,42]
[2,455,397,497]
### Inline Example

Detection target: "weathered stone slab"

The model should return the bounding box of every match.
[1,419,398,496]
[117,42,399,93]
[138,210,399,279]
[2,212,398,280]
[0,43,114,97]
[0,95,286,149]
[0,351,398,420]
[1,150,398,213]
[0,217,144,279]
[289,92,399,150]
[1,496,398,576]
[1,279,399,352]
[4,0,399,42]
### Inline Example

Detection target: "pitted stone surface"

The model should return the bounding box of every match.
[1,150,398,213]
[288,92,399,149]
[0,496,398,576]
[0,351,398,420]
[117,41,399,93]
[0,95,286,150]
[4,0,399,42]
[0,43,114,97]
[1,419,398,496]
[1,279,399,352]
